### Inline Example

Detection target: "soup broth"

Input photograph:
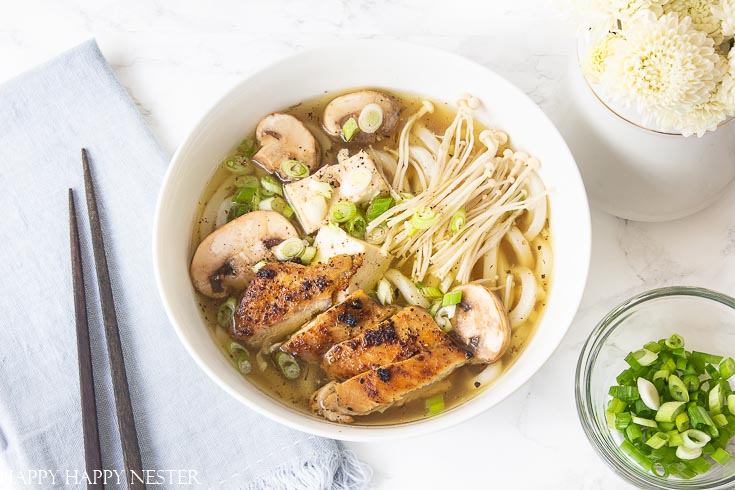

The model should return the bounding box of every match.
[191,89,552,425]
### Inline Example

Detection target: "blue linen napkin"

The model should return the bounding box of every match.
[0,40,370,489]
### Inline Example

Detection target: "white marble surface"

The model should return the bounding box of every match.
[3,1,735,488]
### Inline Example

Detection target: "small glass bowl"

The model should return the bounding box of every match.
[576,286,735,489]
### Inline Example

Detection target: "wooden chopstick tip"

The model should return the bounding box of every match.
[81,148,90,175]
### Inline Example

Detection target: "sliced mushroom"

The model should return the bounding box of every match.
[451,284,511,364]
[190,210,298,298]
[253,113,321,180]
[323,90,401,143]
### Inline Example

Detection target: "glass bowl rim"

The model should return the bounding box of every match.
[575,285,735,489]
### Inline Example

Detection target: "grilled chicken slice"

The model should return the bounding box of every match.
[232,254,362,348]
[312,343,470,423]
[311,285,513,423]
[321,306,448,380]
[280,290,396,364]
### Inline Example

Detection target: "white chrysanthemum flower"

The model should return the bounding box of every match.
[593,0,668,23]
[665,0,723,42]
[656,87,730,136]
[717,48,735,110]
[606,12,721,115]
[712,0,735,37]
[582,33,624,83]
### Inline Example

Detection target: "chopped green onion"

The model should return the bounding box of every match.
[712,447,732,465]
[645,432,670,449]
[223,155,252,175]
[228,203,251,221]
[228,342,252,374]
[233,186,260,205]
[651,463,669,478]
[428,300,442,317]
[637,377,660,410]
[280,159,310,179]
[441,290,462,307]
[625,352,642,371]
[275,352,301,380]
[681,429,711,448]
[617,369,636,386]
[281,204,294,218]
[235,175,259,189]
[609,385,640,401]
[417,286,442,301]
[706,424,719,439]
[309,180,333,199]
[676,445,702,460]
[685,456,711,474]
[720,357,735,380]
[365,224,388,245]
[661,357,677,373]
[626,423,643,443]
[346,213,367,239]
[620,440,653,472]
[273,237,306,261]
[713,413,728,427]
[425,394,445,417]
[300,246,317,265]
[366,196,394,221]
[259,196,287,214]
[665,334,684,349]
[669,462,697,479]
[668,431,684,447]
[449,208,466,234]
[634,348,658,367]
[608,386,640,401]
[238,137,257,158]
[632,416,658,428]
[682,374,700,392]
[609,398,628,413]
[411,207,438,230]
[615,412,632,430]
[644,341,663,353]
[217,297,238,328]
[252,260,267,272]
[358,103,383,134]
[668,374,689,402]
[634,399,654,418]
[692,351,723,365]
[688,405,715,428]
[342,117,359,142]
[376,278,395,306]
[709,383,725,415]
[706,364,721,380]
[434,305,456,332]
[609,335,735,479]
[656,401,686,423]
[331,201,357,223]
[260,175,283,197]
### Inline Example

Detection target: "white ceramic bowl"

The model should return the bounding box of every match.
[153,40,591,441]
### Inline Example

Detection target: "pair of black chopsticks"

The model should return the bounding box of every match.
[69,149,145,489]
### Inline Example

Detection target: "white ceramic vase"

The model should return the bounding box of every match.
[555,54,735,222]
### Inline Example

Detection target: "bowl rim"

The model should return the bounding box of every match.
[575,285,735,489]
[153,39,591,440]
